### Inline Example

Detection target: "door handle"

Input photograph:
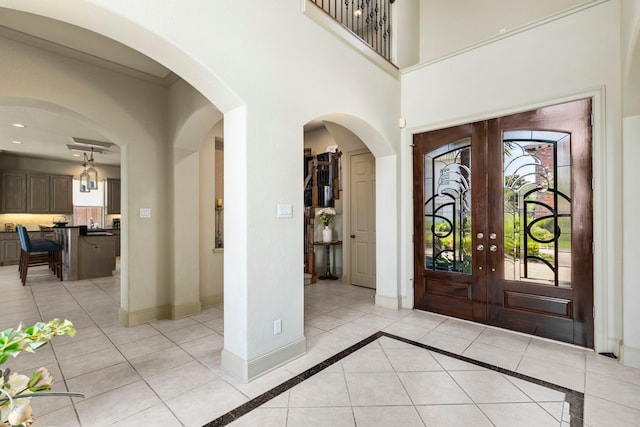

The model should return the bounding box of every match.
[350,234,356,238]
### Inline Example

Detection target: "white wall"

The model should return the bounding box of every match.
[403,0,623,356]
[622,115,640,366]
[419,0,596,63]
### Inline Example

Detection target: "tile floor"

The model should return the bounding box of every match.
[2,263,640,426]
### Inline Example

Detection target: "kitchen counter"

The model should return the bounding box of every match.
[54,227,116,280]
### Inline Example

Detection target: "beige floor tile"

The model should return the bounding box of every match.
[345,372,413,406]
[518,355,586,392]
[398,310,449,329]
[228,407,288,427]
[58,346,126,379]
[303,323,325,339]
[53,334,114,361]
[475,327,532,353]
[505,375,566,402]
[165,378,249,426]
[149,317,199,333]
[328,322,378,341]
[586,352,640,386]
[382,320,432,341]
[287,407,355,427]
[289,372,351,407]
[586,371,640,409]
[539,401,565,422]
[75,380,161,426]
[180,331,224,358]
[228,366,295,400]
[352,406,424,427]
[384,347,445,372]
[117,333,176,360]
[66,361,141,400]
[430,351,486,371]
[305,331,355,357]
[190,306,224,323]
[419,329,473,354]
[128,345,195,379]
[34,404,81,427]
[376,335,418,349]
[341,348,394,372]
[584,394,640,427]
[145,359,218,400]
[416,404,494,427]
[462,341,524,371]
[478,402,564,427]
[397,371,473,405]
[326,307,367,322]
[525,338,588,370]
[351,313,397,330]
[449,370,532,403]
[102,323,160,346]
[306,313,348,331]
[162,322,216,345]
[433,318,486,341]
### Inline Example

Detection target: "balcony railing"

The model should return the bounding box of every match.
[310,0,395,61]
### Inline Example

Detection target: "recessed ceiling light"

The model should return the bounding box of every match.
[11,140,23,144]
[72,153,81,157]
[11,123,25,128]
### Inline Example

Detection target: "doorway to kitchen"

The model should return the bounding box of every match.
[412,98,594,348]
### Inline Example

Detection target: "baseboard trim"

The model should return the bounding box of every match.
[119,305,171,327]
[172,301,202,319]
[222,337,307,383]
[620,343,640,369]
[200,293,224,309]
[375,294,401,309]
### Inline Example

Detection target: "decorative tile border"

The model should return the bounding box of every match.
[203,331,583,427]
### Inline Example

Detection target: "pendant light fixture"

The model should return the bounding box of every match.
[79,147,98,192]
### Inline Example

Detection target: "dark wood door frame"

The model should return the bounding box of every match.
[413,99,594,348]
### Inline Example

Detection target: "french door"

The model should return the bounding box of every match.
[413,99,593,348]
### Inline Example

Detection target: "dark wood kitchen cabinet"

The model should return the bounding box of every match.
[1,171,27,213]
[50,175,73,213]
[1,171,72,214]
[107,179,121,214]
[27,174,50,213]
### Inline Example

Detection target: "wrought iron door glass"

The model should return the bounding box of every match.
[503,130,572,287]
[424,138,472,274]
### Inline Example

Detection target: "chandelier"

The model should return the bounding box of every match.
[79,147,98,192]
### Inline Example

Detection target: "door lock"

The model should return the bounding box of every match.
[476,244,484,251]
[490,245,498,252]
[350,234,356,238]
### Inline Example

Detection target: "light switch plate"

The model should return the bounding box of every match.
[140,208,151,218]
[276,204,292,218]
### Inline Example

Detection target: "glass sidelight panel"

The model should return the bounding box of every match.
[424,138,472,274]
[503,131,572,287]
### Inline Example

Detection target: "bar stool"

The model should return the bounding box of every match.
[17,225,63,285]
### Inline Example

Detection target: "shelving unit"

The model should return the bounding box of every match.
[303,150,341,283]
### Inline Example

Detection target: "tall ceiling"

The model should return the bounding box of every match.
[0,8,178,166]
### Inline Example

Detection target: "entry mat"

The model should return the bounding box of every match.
[203,332,583,426]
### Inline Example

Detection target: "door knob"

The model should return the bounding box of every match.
[350,234,356,238]
[476,244,484,251]
[490,245,498,252]
[489,233,497,240]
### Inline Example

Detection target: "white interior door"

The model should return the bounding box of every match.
[350,152,376,288]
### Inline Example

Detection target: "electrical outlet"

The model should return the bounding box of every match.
[273,319,282,335]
